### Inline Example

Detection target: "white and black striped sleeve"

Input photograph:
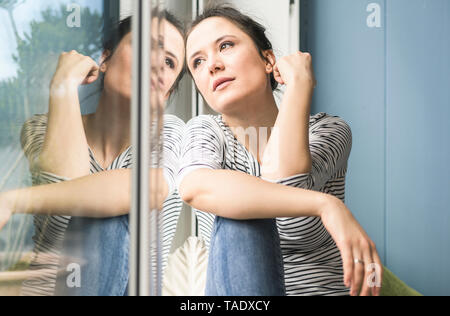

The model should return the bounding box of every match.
[261,115,352,190]
[20,114,71,184]
[20,114,72,296]
[176,115,226,192]
[162,114,186,195]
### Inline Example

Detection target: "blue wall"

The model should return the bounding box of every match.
[301,0,450,295]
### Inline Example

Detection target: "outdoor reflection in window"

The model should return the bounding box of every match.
[0,0,187,296]
[0,0,104,296]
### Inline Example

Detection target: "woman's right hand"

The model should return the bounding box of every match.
[50,50,100,91]
[320,196,383,296]
[272,51,317,88]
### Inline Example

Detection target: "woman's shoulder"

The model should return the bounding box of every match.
[185,114,223,130]
[184,114,227,144]
[23,113,49,128]
[309,112,352,148]
[20,114,49,146]
[162,115,186,145]
[163,114,186,128]
[310,112,351,130]
[20,114,50,165]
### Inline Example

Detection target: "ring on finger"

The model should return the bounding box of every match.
[354,258,365,265]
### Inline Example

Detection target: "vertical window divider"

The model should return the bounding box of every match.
[130,0,153,297]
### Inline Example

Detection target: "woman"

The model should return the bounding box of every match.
[177,5,382,296]
[0,11,186,296]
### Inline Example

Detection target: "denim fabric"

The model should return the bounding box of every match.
[55,216,130,296]
[205,217,286,296]
[56,215,286,296]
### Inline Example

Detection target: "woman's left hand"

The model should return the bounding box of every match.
[320,196,383,296]
[273,51,317,88]
[0,192,13,231]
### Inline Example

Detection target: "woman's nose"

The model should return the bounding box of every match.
[207,56,225,74]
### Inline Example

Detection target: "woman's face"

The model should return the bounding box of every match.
[159,19,185,99]
[102,32,133,100]
[102,19,185,102]
[186,17,272,115]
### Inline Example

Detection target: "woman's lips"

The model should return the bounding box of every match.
[213,77,235,92]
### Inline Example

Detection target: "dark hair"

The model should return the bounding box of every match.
[187,4,278,91]
[101,10,186,95]
[101,17,131,68]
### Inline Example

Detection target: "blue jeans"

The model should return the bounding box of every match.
[205,217,286,296]
[55,216,130,296]
[56,216,286,296]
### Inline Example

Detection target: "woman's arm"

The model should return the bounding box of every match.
[38,51,99,179]
[0,168,168,219]
[179,168,325,219]
[179,168,382,296]
[261,52,316,180]
[262,115,352,192]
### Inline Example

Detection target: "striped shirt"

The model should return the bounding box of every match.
[176,112,352,296]
[19,113,184,296]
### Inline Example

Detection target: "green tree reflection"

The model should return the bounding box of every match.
[0,4,102,147]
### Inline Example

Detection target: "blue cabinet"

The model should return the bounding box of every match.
[301,0,450,295]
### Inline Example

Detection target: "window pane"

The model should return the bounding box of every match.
[0,0,134,296]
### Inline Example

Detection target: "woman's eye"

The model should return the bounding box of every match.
[220,42,234,51]
[165,58,175,69]
[193,58,203,69]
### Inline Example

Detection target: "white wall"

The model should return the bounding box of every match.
[220,0,293,58]
[120,0,133,19]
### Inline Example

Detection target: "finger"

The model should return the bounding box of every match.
[85,57,99,71]
[82,77,97,85]
[82,60,100,84]
[274,75,284,85]
[273,71,284,85]
[84,69,100,85]
[90,58,100,68]
[272,65,284,85]
[352,251,364,296]
[302,52,311,58]
[360,244,374,296]
[340,244,354,290]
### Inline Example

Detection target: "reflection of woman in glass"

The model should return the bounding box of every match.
[0,12,186,296]
[178,5,382,296]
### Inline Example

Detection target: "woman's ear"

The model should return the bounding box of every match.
[263,50,276,74]
[99,50,112,73]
